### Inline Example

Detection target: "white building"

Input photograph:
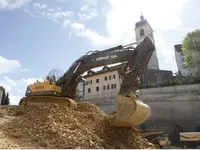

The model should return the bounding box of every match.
[135,14,159,70]
[83,65,124,103]
[174,44,193,76]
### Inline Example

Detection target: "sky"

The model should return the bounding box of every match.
[0,0,200,105]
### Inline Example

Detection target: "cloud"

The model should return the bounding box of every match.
[0,56,21,74]
[81,0,97,5]
[0,0,31,10]
[20,68,29,72]
[33,3,47,10]
[0,76,44,105]
[63,0,190,72]
[68,0,189,46]
[31,3,74,23]
[106,0,188,32]
[66,21,134,48]
[9,95,22,105]
[78,4,98,21]
[0,56,42,105]
[69,22,116,47]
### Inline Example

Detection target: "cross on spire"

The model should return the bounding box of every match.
[140,12,144,20]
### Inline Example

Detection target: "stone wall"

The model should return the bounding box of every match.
[139,84,200,144]
[84,84,200,144]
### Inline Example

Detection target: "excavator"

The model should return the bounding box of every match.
[19,36,155,127]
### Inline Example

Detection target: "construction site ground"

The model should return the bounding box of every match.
[0,100,155,149]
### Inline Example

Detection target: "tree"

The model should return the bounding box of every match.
[1,88,6,105]
[5,92,10,105]
[46,69,64,82]
[182,29,200,72]
[1,88,10,105]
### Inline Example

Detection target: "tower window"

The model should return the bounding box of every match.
[140,29,144,36]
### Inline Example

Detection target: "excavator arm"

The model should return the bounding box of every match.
[20,36,155,127]
[56,36,155,100]
[54,36,155,127]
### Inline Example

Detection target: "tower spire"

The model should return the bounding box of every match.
[140,12,144,20]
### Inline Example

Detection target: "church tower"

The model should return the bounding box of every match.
[135,13,159,70]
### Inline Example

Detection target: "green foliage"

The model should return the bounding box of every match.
[139,75,200,89]
[1,88,10,105]
[5,92,10,105]
[182,29,200,70]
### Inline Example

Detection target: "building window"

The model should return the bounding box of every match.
[105,76,108,81]
[114,84,116,89]
[90,80,92,84]
[88,88,91,93]
[96,79,99,83]
[96,86,99,92]
[109,75,111,80]
[103,85,105,91]
[111,84,113,89]
[113,74,116,79]
[140,29,144,36]
[103,67,108,71]
[107,84,110,90]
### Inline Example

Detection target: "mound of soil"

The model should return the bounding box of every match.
[0,101,155,149]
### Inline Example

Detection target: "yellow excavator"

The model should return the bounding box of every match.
[19,36,155,127]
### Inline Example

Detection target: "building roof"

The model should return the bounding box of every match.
[83,63,126,78]
[174,44,182,52]
[135,19,154,32]
[0,86,4,90]
[83,61,173,79]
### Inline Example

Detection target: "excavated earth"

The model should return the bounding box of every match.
[0,101,155,149]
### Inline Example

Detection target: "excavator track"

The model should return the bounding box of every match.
[19,96,77,108]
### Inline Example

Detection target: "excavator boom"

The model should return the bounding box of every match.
[20,36,155,127]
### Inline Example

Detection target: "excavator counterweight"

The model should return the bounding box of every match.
[19,36,155,127]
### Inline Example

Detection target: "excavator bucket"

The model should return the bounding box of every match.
[112,95,151,127]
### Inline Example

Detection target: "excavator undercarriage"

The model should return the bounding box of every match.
[19,36,155,127]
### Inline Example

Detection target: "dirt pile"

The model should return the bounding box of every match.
[0,102,155,149]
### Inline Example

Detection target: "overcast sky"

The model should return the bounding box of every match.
[0,0,199,105]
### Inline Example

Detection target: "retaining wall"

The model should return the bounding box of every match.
[85,84,200,144]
